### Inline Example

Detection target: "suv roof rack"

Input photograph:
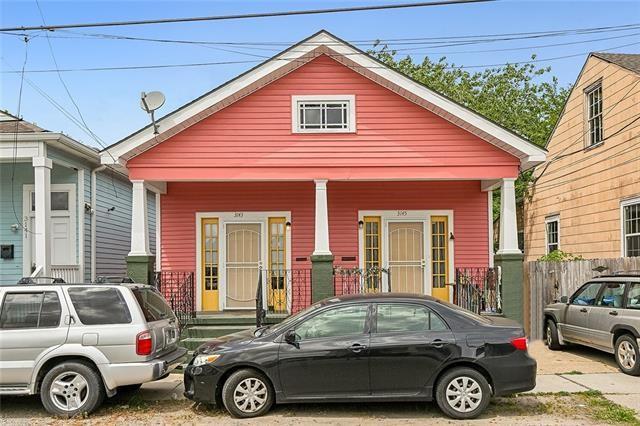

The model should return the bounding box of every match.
[597,270,640,278]
[17,277,66,285]
[94,276,135,284]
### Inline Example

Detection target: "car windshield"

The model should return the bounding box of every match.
[436,299,492,324]
[258,303,322,337]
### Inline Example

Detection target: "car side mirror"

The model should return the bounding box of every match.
[284,329,298,345]
[560,296,568,304]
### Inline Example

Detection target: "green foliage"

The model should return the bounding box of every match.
[369,47,571,219]
[538,250,583,262]
[578,390,640,425]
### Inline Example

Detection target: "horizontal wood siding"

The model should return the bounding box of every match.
[525,56,640,261]
[128,55,519,181]
[160,181,488,274]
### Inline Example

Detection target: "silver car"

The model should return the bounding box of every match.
[543,274,640,376]
[0,282,187,416]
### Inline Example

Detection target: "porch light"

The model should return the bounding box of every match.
[358,220,364,230]
[450,232,455,240]
[286,221,291,231]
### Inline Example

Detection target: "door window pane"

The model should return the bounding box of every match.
[376,303,448,333]
[571,283,602,306]
[295,304,368,340]
[68,287,131,325]
[626,283,640,310]
[431,217,448,289]
[595,283,625,308]
[30,191,70,211]
[0,292,61,329]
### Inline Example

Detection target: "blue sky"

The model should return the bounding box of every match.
[1,0,639,148]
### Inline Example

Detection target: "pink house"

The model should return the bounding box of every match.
[101,31,546,322]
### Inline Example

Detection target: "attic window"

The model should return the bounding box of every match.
[292,95,356,133]
[585,81,603,147]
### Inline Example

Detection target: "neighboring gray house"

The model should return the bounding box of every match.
[0,111,156,284]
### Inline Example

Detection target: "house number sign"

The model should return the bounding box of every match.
[233,212,244,218]
[396,210,408,216]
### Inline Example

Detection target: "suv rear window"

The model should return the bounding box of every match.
[0,292,61,329]
[67,287,131,325]
[132,288,175,322]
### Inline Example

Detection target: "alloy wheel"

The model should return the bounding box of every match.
[445,376,483,413]
[49,371,90,412]
[233,378,268,413]
[546,326,553,346]
[618,341,637,370]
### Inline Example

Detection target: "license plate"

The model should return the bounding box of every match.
[165,328,178,345]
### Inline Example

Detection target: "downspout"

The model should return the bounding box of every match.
[90,165,106,281]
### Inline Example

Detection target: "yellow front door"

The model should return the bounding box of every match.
[201,218,220,311]
[430,216,450,302]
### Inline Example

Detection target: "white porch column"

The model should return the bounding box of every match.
[313,179,332,256]
[33,156,52,276]
[497,178,521,255]
[129,180,151,256]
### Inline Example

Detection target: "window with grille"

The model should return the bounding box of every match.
[292,95,355,133]
[202,219,219,291]
[545,216,559,254]
[623,200,640,257]
[363,216,381,292]
[431,217,448,290]
[586,82,603,147]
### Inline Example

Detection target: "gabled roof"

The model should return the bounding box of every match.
[101,30,546,170]
[0,110,46,133]
[592,52,640,75]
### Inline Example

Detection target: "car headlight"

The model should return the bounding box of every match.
[192,353,221,367]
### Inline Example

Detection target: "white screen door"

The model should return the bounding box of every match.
[387,221,425,294]
[225,223,262,309]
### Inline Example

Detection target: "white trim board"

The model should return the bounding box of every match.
[621,196,640,257]
[194,211,292,312]
[101,31,546,170]
[357,210,455,300]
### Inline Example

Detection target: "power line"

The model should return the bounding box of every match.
[0,0,494,32]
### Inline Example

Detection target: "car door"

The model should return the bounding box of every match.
[563,282,603,343]
[368,302,456,395]
[278,303,371,398]
[588,282,626,350]
[0,289,68,387]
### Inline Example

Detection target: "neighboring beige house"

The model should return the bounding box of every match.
[525,53,640,261]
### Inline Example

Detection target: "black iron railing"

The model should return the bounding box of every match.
[454,267,501,314]
[256,268,312,324]
[333,267,390,296]
[155,271,195,331]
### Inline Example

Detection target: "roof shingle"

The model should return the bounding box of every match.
[591,52,640,75]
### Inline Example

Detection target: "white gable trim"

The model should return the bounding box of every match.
[101,31,546,170]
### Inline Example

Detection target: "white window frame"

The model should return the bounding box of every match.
[291,95,356,133]
[584,80,603,148]
[544,215,560,254]
[621,197,640,257]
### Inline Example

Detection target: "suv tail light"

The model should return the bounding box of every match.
[510,337,528,351]
[136,331,153,356]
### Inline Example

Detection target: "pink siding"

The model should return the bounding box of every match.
[128,55,519,181]
[161,181,488,274]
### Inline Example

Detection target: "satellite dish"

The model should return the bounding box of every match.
[140,91,165,112]
[140,91,165,134]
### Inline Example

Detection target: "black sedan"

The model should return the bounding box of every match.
[184,294,536,419]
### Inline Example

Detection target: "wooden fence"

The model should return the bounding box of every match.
[524,257,640,340]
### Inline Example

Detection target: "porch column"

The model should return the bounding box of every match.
[126,180,155,284]
[311,179,334,302]
[33,157,52,276]
[494,177,525,325]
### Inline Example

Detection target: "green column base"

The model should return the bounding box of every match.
[126,255,156,285]
[495,252,524,325]
[311,254,334,303]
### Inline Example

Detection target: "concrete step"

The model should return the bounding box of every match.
[186,314,287,326]
[183,325,254,338]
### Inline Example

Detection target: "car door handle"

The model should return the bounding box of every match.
[580,308,588,313]
[429,339,445,348]
[609,311,619,316]
[348,343,367,353]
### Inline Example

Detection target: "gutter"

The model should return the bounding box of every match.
[90,165,106,281]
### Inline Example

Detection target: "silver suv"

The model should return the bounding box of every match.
[0,282,187,416]
[544,274,640,375]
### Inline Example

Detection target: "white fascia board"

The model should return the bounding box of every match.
[104,31,547,167]
[0,133,99,163]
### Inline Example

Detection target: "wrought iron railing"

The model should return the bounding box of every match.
[454,267,501,314]
[256,268,312,318]
[333,267,390,296]
[155,271,195,331]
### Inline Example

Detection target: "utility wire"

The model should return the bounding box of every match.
[0,0,494,32]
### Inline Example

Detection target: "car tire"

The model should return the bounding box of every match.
[545,319,563,351]
[435,367,491,420]
[615,334,640,376]
[40,361,105,418]
[222,369,274,419]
